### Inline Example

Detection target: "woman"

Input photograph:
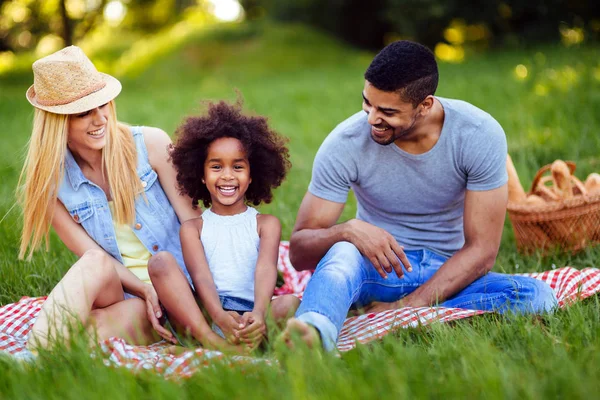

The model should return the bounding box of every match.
[19,46,225,349]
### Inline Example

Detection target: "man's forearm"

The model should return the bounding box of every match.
[289,223,350,271]
[403,246,497,307]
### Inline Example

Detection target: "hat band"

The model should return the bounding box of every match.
[35,81,107,107]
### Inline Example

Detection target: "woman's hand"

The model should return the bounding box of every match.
[142,284,176,343]
[237,311,266,350]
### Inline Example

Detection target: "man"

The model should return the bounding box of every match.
[282,41,557,351]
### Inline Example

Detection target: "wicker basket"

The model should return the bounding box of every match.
[507,162,600,255]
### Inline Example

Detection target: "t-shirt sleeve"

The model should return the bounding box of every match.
[308,132,357,203]
[463,117,508,191]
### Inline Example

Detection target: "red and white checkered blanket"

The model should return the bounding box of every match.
[2,242,599,377]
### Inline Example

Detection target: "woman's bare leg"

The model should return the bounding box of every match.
[148,251,230,350]
[89,297,157,345]
[28,249,151,349]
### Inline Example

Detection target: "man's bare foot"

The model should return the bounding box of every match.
[280,318,321,350]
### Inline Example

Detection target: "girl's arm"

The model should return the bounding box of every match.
[252,214,281,316]
[180,218,242,337]
[237,214,281,346]
[143,126,202,222]
[51,201,173,340]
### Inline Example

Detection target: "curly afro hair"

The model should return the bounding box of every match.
[170,100,291,209]
[365,40,438,106]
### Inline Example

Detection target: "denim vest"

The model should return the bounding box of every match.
[57,126,190,281]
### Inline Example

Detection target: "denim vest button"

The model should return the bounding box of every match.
[152,245,159,251]
[134,223,142,230]
[141,181,147,188]
[73,215,79,222]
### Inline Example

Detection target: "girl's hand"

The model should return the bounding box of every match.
[142,284,176,343]
[237,311,266,350]
[215,310,244,344]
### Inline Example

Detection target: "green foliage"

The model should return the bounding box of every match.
[243,0,600,49]
[0,0,207,54]
[1,23,600,397]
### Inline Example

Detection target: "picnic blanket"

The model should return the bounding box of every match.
[1,242,600,377]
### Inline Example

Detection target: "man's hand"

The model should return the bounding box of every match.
[215,310,245,344]
[142,284,176,343]
[236,311,266,350]
[346,219,412,278]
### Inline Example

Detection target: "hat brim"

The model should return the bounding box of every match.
[26,73,122,115]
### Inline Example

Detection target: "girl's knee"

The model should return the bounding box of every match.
[271,295,300,322]
[148,251,178,278]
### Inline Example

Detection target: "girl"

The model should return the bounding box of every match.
[148,100,299,350]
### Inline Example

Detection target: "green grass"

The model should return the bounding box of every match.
[1,22,600,398]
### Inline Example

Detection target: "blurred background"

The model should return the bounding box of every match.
[1,1,600,304]
[0,0,598,75]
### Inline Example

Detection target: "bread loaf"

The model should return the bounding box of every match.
[584,173,600,195]
[506,154,526,203]
[551,160,573,199]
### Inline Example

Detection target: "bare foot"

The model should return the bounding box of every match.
[280,318,321,350]
[202,331,245,354]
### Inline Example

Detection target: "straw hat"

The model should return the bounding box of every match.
[26,46,122,114]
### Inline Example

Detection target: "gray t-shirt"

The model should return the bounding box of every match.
[308,97,508,257]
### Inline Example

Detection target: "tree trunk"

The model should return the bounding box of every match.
[59,0,72,46]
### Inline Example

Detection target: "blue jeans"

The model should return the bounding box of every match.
[296,242,558,351]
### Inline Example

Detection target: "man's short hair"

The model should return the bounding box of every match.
[365,41,439,106]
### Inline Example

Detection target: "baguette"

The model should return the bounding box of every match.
[584,173,600,195]
[551,160,573,199]
[506,154,526,203]
[525,194,547,206]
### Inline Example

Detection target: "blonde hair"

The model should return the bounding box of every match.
[18,101,141,260]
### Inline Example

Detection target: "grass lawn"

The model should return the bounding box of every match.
[1,22,600,398]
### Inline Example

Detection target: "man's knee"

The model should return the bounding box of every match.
[321,242,363,267]
[521,279,557,313]
[507,277,557,313]
[147,251,178,278]
[315,241,366,281]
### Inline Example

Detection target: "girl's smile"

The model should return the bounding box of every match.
[203,137,252,215]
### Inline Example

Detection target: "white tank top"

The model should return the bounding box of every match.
[201,206,260,302]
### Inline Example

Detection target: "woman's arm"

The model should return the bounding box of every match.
[52,200,173,340]
[52,200,148,298]
[143,126,202,222]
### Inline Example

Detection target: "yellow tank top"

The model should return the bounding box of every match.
[108,202,152,284]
